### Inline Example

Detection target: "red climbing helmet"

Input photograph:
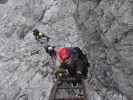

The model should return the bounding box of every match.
[59,47,71,62]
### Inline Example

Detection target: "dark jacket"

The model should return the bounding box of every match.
[60,56,89,78]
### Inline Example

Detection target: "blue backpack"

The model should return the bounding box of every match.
[70,47,81,57]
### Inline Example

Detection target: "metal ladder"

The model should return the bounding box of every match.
[49,77,87,100]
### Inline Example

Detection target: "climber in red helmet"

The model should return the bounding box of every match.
[56,47,90,80]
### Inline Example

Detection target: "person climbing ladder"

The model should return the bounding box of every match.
[32,29,50,44]
[44,45,57,65]
[56,47,90,79]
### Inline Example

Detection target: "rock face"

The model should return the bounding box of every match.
[0,0,83,100]
[73,0,133,99]
[0,0,132,100]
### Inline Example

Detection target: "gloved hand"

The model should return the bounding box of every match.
[54,68,66,78]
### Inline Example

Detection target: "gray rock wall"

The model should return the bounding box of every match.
[0,0,83,100]
[0,0,132,100]
[73,0,133,100]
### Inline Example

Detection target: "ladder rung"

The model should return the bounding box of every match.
[55,97,85,100]
[57,87,83,89]
[59,78,81,82]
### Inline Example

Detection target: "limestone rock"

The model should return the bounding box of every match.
[0,0,132,100]
[73,0,133,99]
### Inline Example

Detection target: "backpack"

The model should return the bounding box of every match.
[70,47,83,58]
[70,47,90,77]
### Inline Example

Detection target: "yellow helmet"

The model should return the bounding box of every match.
[38,32,44,36]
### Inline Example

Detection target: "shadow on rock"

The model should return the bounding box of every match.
[0,0,8,4]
